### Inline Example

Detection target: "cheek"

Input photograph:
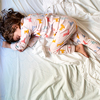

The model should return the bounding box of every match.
[18,29,21,37]
[13,31,19,41]
[13,32,16,40]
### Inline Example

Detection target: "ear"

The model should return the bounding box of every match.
[12,24,19,28]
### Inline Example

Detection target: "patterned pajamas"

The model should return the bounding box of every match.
[50,15,100,55]
[71,29,100,55]
[50,16,77,54]
[10,13,100,55]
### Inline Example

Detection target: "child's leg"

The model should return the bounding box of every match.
[50,31,75,54]
[50,22,77,54]
[50,21,88,57]
[50,29,89,57]
[72,29,100,55]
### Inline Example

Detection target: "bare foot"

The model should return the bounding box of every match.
[75,44,89,58]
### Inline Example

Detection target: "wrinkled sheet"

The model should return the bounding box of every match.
[0,0,100,100]
[43,0,100,88]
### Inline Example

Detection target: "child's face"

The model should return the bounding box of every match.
[13,26,21,41]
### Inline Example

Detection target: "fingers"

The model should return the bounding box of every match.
[2,41,9,48]
[18,50,24,52]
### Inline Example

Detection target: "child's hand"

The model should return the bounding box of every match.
[18,50,24,52]
[2,41,11,48]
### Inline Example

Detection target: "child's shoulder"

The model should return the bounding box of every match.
[26,13,46,18]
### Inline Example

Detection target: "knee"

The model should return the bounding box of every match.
[50,46,54,53]
[49,45,58,53]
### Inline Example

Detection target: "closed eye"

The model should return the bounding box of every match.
[16,36,20,41]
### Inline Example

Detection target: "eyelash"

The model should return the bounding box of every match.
[16,36,20,40]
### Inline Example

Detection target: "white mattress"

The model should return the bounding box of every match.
[0,0,100,100]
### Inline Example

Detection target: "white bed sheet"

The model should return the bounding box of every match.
[0,0,100,100]
[43,0,100,87]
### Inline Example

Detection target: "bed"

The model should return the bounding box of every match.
[0,0,100,100]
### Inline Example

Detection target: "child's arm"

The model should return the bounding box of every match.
[2,41,24,52]
[2,35,39,51]
[27,36,39,47]
[2,41,11,49]
[10,26,31,51]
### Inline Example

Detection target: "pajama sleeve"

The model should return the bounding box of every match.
[11,27,31,51]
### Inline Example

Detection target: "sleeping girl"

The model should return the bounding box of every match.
[0,8,100,58]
